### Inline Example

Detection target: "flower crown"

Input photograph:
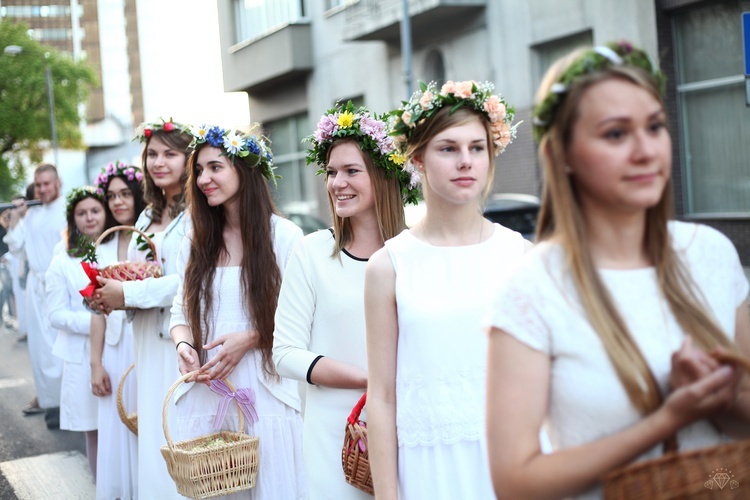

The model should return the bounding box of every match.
[305,101,421,206]
[134,117,190,143]
[390,80,519,157]
[66,186,104,219]
[532,41,666,142]
[94,161,143,196]
[189,125,278,186]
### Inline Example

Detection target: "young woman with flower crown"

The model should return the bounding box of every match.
[365,81,528,499]
[89,161,145,500]
[485,41,750,499]
[169,124,305,498]
[46,186,111,479]
[272,102,417,499]
[90,119,192,499]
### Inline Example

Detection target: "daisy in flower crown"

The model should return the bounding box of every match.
[305,100,421,205]
[189,124,278,186]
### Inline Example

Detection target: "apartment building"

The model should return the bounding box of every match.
[219,0,747,262]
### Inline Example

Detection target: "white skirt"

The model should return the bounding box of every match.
[60,338,98,431]
[96,326,138,500]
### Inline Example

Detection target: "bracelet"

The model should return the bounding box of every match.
[175,340,195,352]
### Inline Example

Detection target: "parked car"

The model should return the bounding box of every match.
[404,192,540,241]
[286,212,329,235]
[483,193,540,241]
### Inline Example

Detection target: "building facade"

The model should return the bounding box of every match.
[218,0,748,265]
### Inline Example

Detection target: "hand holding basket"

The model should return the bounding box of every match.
[79,225,162,303]
[603,352,750,499]
[160,372,260,499]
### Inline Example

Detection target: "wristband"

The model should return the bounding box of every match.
[176,340,195,352]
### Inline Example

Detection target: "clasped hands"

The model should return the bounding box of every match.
[87,277,125,315]
[177,329,260,384]
[663,337,742,426]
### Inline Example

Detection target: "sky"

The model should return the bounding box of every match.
[136,0,250,128]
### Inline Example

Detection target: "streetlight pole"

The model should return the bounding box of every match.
[400,0,413,100]
[3,45,60,167]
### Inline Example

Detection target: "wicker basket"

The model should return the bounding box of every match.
[116,363,137,435]
[603,353,750,499]
[160,372,260,499]
[342,392,373,495]
[93,224,163,284]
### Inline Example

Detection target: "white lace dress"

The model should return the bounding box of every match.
[384,225,527,499]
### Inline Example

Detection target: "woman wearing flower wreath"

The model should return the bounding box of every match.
[89,161,145,500]
[46,186,111,479]
[485,41,750,499]
[169,124,305,498]
[90,118,192,499]
[272,101,417,499]
[365,81,528,499]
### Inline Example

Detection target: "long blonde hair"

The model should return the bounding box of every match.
[536,55,735,414]
[326,138,406,258]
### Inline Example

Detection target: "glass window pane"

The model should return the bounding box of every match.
[674,1,750,83]
[682,84,750,213]
[533,31,593,91]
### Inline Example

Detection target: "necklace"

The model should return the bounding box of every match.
[420,217,484,246]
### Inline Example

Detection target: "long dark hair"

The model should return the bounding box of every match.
[65,191,109,256]
[141,130,191,223]
[183,144,282,378]
[102,171,146,228]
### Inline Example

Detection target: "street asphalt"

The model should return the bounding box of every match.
[0,318,92,499]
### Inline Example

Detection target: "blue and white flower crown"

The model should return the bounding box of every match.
[189,125,278,186]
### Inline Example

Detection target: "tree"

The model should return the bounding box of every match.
[0,20,96,200]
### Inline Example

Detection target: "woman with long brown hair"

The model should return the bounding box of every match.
[91,119,192,499]
[485,41,750,499]
[169,124,305,498]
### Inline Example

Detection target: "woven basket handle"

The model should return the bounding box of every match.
[94,225,158,262]
[116,363,135,415]
[162,371,244,453]
[347,392,367,425]
[663,351,750,454]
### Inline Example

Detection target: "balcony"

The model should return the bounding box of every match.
[218,0,312,94]
[344,0,487,43]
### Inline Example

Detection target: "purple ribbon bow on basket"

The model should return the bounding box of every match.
[209,379,259,429]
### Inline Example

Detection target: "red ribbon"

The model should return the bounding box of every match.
[79,262,101,298]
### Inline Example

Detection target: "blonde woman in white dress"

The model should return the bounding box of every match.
[273,102,417,499]
[365,81,528,499]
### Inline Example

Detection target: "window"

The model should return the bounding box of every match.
[532,31,593,91]
[234,0,307,44]
[674,1,750,215]
[422,49,446,87]
[326,0,358,12]
[264,113,319,212]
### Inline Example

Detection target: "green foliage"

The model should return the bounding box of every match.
[0,19,97,198]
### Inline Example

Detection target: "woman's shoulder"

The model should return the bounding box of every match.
[669,220,737,259]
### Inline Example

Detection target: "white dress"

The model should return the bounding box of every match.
[122,209,189,500]
[487,222,749,499]
[273,229,372,500]
[4,196,66,408]
[95,232,138,500]
[384,224,527,500]
[169,215,305,499]
[46,243,98,431]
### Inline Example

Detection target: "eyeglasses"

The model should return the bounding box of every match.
[105,190,133,202]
